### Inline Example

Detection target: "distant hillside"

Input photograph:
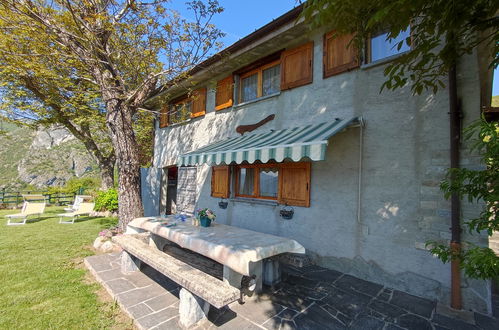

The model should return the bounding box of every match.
[492,95,499,107]
[0,123,100,189]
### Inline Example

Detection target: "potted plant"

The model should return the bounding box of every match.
[197,208,216,227]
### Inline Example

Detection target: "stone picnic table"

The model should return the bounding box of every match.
[126,216,305,291]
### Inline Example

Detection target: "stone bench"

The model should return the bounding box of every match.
[112,234,240,328]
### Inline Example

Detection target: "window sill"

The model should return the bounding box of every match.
[229,197,278,207]
[233,92,280,109]
[361,51,410,70]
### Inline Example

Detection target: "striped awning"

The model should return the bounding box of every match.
[178,117,359,166]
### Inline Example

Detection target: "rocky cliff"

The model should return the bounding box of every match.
[0,123,99,189]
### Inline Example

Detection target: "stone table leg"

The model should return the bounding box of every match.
[263,257,281,286]
[178,288,210,329]
[121,251,141,274]
[223,260,263,294]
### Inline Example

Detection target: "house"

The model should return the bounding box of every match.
[142,6,494,314]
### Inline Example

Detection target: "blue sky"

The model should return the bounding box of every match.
[171,0,298,46]
[172,0,499,96]
[493,69,498,96]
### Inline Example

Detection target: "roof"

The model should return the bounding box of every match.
[147,4,305,105]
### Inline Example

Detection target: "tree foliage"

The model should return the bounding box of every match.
[303,0,499,94]
[0,4,116,187]
[429,119,499,279]
[0,0,224,230]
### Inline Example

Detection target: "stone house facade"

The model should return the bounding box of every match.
[143,6,493,314]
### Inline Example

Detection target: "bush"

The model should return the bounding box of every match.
[94,188,118,213]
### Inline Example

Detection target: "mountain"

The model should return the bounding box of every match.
[0,123,99,189]
[492,95,499,107]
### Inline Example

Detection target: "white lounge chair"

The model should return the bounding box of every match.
[6,201,46,225]
[64,195,93,212]
[58,202,95,224]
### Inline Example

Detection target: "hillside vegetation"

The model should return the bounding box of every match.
[0,122,99,189]
[492,95,499,107]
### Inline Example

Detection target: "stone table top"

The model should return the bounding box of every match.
[127,217,305,276]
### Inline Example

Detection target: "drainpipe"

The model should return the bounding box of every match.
[448,60,462,310]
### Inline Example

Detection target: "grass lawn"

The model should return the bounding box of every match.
[0,206,127,329]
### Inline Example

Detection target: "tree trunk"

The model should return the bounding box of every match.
[99,159,115,190]
[106,101,144,231]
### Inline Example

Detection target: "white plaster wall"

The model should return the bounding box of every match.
[153,31,489,313]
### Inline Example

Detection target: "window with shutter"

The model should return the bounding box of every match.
[159,105,168,128]
[191,88,206,118]
[278,162,311,207]
[215,76,234,110]
[168,97,191,125]
[230,162,311,207]
[211,166,230,198]
[323,32,359,78]
[280,42,313,90]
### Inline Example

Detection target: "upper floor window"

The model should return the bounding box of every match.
[239,61,280,103]
[169,97,192,125]
[368,28,411,63]
[159,87,206,128]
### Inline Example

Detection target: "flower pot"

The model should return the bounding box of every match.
[199,216,212,227]
[279,205,294,220]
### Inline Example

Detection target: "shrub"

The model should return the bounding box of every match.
[94,188,118,213]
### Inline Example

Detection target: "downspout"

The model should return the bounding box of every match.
[448,58,462,310]
[357,117,364,226]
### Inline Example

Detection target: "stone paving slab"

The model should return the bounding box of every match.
[85,253,499,330]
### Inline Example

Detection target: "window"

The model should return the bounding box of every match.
[280,42,313,90]
[368,28,411,63]
[159,87,206,127]
[215,76,234,110]
[227,162,310,206]
[235,164,279,200]
[323,31,359,78]
[169,98,191,125]
[239,61,280,103]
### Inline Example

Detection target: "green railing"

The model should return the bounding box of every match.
[0,189,84,208]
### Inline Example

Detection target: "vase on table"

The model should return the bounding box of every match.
[199,216,212,227]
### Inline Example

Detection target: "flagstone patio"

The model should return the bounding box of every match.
[85,253,498,330]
